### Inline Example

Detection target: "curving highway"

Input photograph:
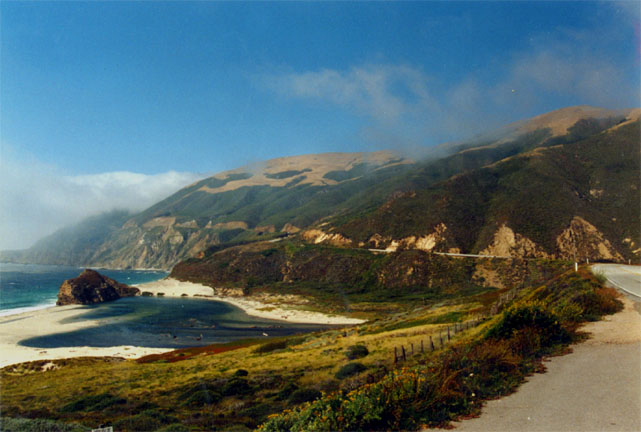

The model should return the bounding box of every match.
[592,263,641,298]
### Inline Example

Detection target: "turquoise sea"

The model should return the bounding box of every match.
[0,263,168,316]
[0,263,328,349]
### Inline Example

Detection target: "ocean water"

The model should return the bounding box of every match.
[0,263,168,316]
[1,263,328,349]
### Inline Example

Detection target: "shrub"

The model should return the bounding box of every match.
[157,292,165,297]
[234,369,249,377]
[485,302,570,349]
[222,378,252,397]
[60,393,125,413]
[345,344,369,360]
[276,382,298,400]
[238,403,276,424]
[594,271,607,285]
[288,388,322,405]
[141,291,154,297]
[574,287,623,321]
[157,424,190,432]
[335,362,367,380]
[180,389,222,407]
[254,340,287,354]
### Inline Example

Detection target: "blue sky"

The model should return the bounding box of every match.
[1,1,640,248]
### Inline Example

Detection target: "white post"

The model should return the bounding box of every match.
[575,262,578,272]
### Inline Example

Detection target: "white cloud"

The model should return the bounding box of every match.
[267,64,438,123]
[0,153,206,250]
[264,17,638,147]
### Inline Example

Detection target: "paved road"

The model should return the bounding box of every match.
[592,263,641,298]
[425,264,641,432]
[368,249,513,259]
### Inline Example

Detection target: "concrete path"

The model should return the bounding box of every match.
[426,266,641,432]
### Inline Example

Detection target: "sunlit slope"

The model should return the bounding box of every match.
[324,119,640,262]
[2,106,636,269]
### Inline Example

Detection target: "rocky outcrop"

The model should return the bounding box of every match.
[556,216,623,262]
[480,224,549,258]
[56,269,139,306]
[301,229,352,247]
[383,223,453,253]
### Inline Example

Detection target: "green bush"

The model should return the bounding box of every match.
[141,291,154,297]
[486,302,570,349]
[222,378,252,397]
[254,340,287,354]
[234,369,249,377]
[345,344,369,360]
[574,287,623,321]
[60,394,126,413]
[276,382,298,400]
[238,403,276,424]
[335,362,367,380]
[180,389,222,407]
[288,388,322,405]
[156,423,190,432]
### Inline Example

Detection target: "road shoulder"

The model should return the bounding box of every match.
[428,296,641,432]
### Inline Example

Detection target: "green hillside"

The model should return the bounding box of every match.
[3,107,636,270]
[331,120,640,262]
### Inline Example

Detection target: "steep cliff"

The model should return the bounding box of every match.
[170,239,560,302]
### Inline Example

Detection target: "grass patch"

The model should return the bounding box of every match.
[259,268,622,431]
[0,264,621,432]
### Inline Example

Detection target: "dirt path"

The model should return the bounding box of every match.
[432,296,641,431]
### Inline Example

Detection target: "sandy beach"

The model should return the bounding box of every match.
[0,278,363,368]
[134,278,365,325]
[0,305,170,368]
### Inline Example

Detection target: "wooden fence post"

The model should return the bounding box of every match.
[439,332,443,346]
[447,326,451,341]
[394,347,398,364]
[401,345,406,361]
[411,343,414,356]
[430,336,435,351]
[421,339,424,353]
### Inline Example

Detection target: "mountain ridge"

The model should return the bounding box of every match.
[2,105,637,270]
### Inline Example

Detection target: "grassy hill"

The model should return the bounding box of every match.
[0,266,622,431]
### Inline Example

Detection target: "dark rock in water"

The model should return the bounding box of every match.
[56,269,140,306]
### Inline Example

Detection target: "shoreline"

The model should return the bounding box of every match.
[0,302,57,317]
[0,279,364,368]
[134,278,366,325]
[0,305,170,368]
